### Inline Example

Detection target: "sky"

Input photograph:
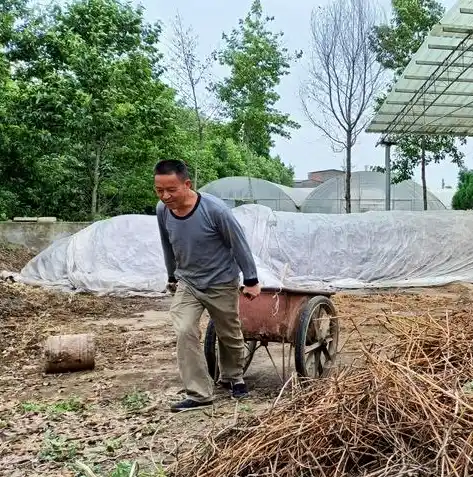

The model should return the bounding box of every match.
[134,0,470,192]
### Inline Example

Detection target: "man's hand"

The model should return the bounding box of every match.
[166,281,177,295]
[241,283,261,300]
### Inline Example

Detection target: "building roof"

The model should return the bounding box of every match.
[366,0,473,137]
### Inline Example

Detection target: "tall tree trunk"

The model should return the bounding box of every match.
[345,132,352,213]
[193,98,203,145]
[193,98,203,190]
[421,143,427,210]
[192,83,202,190]
[91,151,100,218]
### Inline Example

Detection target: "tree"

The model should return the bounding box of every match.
[300,0,383,213]
[370,0,465,210]
[370,0,444,77]
[0,0,295,220]
[165,13,219,187]
[0,0,30,220]
[7,0,178,219]
[0,0,27,78]
[166,12,214,145]
[214,0,301,159]
[452,169,473,210]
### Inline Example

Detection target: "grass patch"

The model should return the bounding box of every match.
[120,390,150,412]
[39,431,77,462]
[19,396,84,415]
[104,438,122,454]
[238,403,254,413]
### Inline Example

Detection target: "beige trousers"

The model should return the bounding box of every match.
[169,279,244,402]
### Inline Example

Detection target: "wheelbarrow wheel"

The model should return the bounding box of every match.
[294,296,339,379]
[204,319,257,383]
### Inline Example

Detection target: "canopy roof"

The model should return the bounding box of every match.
[366,0,473,137]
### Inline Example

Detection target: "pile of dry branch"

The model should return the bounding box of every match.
[172,309,473,476]
[0,242,34,272]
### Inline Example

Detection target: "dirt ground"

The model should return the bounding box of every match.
[1,246,473,476]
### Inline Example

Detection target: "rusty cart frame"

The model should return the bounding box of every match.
[204,286,339,383]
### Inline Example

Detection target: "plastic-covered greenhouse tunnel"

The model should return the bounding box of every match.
[199,176,313,212]
[198,173,448,213]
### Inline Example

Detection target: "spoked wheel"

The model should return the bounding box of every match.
[294,296,339,379]
[204,319,258,383]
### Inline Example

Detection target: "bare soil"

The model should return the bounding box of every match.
[1,246,472,476]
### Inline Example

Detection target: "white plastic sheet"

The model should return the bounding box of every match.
[18,204,473,295]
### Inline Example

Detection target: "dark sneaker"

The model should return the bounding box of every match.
[170,398,213,413]
[217,380,232,391]
[231,382,249,400]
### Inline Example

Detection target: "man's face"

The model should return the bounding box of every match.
[154,173,191,208]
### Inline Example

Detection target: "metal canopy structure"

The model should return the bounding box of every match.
[366,0,473,137]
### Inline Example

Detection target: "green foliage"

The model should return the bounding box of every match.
[75,460,167,477]
[121,389,150,411]
[370,0,444,77]
[0,0,294,220]
[214,0,300,158]
[390,135,465,184]
[452,170,473,210]
[0,1,27,76]
[39,431,77,462]
[201,136,294,186]
[20,396,84,415]
[370,0,465,207]
[109,461,137,477]
[6,0,177,219]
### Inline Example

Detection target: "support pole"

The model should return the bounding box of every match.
[378,137,396,211]
[385,144,391,211]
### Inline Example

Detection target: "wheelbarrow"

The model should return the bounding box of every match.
[204,286,339,383]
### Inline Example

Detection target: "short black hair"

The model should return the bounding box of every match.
[154,159,190,180]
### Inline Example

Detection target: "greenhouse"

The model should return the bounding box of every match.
[199,176,312,212]
[301,171,446,214]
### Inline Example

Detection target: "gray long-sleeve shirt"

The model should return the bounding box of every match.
[157,192,259,290]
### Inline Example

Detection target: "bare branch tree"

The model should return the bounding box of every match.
[300,0,384,213]
[166,12,216,144]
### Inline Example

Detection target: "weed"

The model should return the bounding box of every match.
[121,390,150,412]
[49,396,84,413]
[74,461,102,476]
[75,460,167,476]
[20,396,84,416]
[39,431,77,462]
[110,461,136,477]
[239,403,253,413]
[20,401,44,413]
[105,438,122,454]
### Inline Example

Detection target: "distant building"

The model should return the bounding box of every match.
[293,169,344,188]
[293,178,322,188]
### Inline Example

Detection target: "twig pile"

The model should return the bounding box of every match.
[172,310,473,476]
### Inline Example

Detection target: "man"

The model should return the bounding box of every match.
[155,159,261,412]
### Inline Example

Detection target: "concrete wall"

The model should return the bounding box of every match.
[0,221,92,252]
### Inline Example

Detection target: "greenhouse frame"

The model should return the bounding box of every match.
[199,176,313,212]
[300,172,446,214]
[199,173,448,213]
